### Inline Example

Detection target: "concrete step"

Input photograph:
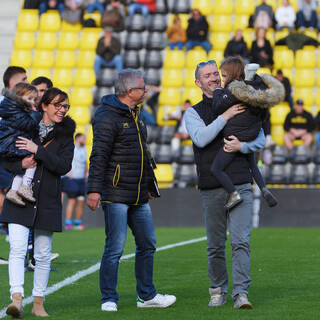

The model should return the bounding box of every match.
[0,18,17,35]
[0,34,14,52]
[0,0,21,18]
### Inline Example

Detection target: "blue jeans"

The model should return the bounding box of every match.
[297,10,317,28]
[39,2,64,15]
[87,1,105,15]
[128,3,149,17]
[315,131,320,147]
[200,183,253,299]
[100,202,157,304]
[169,42,184,50]
[186,40,212,53]
[94,55,123,76]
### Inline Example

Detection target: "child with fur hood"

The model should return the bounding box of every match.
[210,57,285,210]
[0,83,41,206]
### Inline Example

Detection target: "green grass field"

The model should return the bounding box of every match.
[1,227,320,320]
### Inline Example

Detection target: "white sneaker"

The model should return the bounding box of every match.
[50,253,59,261]
[137,293,176,308]
[0,257,8,265]
[101,301,117,312]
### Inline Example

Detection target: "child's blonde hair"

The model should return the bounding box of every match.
[12,83,38,98]
[220,56,245,87]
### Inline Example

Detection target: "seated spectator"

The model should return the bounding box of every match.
[39,0,64,15]
[186,9,211,54]
[166,15,186,50]
[86,0,105,14]
[251,27,273,68]
[275,0,296,31]
[297,0,317,30]
[24,0,41,9]
[128,0,156,17]
[275,70,293,108]
[252,0,274,29]
[61,0,87,24]
[101,0,125,32]
[94,26,123,77]
[168,100,192,157]
[283,99,314,150]
[224,29,249,61]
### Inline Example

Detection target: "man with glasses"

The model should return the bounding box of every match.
[86,69,176,312]
[185,60,266,309]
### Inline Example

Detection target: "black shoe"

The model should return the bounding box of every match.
[262,187,278,207]
[225,191,243,211]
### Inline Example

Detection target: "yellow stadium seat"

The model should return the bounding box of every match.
[182,87,202,105]
[52,68,73,88]
[186,50,207,69]
[14,32,35,50]
[272,68,293,83]
[271,125,285,146]
[257,67,272,75]
[209,15,233,32]
[158,88,182,106]
[316,89,320,106]
[10,50,32,69]
[274,29,290,42]
[212,0,233,14]
[192,0,214,15]
[68,106,91,126]
[184,69,197,87]
[266,29,275,47]
[163,50,185,69]
[39,11,61,32]
[17,9,39,32]
[86,125,93,145]
[242,29,254,49]
[79,29,102,50]
[304,29,317,39]
[270,104,291,125]
[154,164,174,188]
[273,47,294,69]
[235,0,254,15]
[168,14,189,30]
[161,69,184,88]
[295,49,316,68]
[294,69,315,87]
[74,124,87,137]
[83,11,101,27]
[36,32,57,50]
[210,32,229,50]
[32,50,54,68]
[77,50,96,68]
[58,32,79,50]
[290,0,298,11]
[208,50,224,66]
[233,15,250,31]
[303,105,315,115]
[265,0,278,10]
[156,106,180,126]
[61,20,82,32]
[70,88,93,107]
[73,68,96,87]
[86,144,92,164]
[294,88,314,106]
[29,68,51,80]
[55,50,76,68]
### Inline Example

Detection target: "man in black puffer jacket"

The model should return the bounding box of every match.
[86,69,176,312]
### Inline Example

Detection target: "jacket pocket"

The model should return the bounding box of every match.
[112,164,120,187]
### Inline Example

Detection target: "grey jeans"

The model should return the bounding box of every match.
[200,183,253,299]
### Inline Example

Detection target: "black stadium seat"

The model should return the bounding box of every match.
[313,147,320,164]
[155,126,175,144]
[272,145,288,164]
[154,144,173,163]
[177,145,194,164]
[172,0,191,13]
[124,32,143,50]
[265,164,288,184]
[126,14,146,32]
[175,164,197,187]
[146,32,167,50]
[93,87,114,106]
[289,164,310,184]
[144,51,163,68]
[144,68,161,86]
[155,0,169,14]
[123,50,141,69]
[289,146,312,164]
[148,14,168,32]
[312,165,320,184]
[96,68,116,87]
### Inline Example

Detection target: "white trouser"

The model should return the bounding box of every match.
[8,223,53,298]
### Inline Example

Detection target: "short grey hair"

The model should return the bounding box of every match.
[195,60,217,80]
[115,69,144,96]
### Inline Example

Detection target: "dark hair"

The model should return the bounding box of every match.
[276,70,283,75]
[220,56,245,86]
[3,66,26,88]
[39,87,68,113]
[13,83,38,97]
[31,76,53,88]
[75,133,85,139]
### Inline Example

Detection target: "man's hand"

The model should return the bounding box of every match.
[222,104,246,121]
[224,135,241,152]
[87,193,101,211]
[22,155,36,169]
[148,192,155,200]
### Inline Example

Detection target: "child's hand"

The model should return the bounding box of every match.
[16,137,38,154]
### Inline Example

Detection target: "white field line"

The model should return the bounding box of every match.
[0,236,206,318]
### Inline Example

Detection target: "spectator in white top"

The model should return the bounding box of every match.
[275,0,296,30]
[297,0,317,30]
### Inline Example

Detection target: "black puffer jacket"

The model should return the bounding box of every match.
[224,38,249,59]
[211,74,285,141]
[186,16,209,41]
[87,94,153,205]
[0,89,41,158]
[0,116,75,232]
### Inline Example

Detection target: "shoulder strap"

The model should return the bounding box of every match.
[43,139,54,148]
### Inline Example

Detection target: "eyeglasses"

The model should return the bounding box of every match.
[50,102,70,111]
[130,86,146,92]
[197,60,217,68]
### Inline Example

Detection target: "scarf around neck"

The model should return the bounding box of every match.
[39,120,55,142]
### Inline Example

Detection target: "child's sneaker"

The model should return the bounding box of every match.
[73,224,85,231]
[262,187,278,207]
[225,191,243,211]
[6,190,26,206]
[17,185,36,203]
[64,224,73,231]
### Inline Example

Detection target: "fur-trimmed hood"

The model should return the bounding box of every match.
[1,88,32,111]
[52,115,76,139]
[227,74,285,109]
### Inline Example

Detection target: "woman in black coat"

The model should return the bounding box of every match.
[0,88,75,318]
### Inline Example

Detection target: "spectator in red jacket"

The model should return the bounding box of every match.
[128,0,156,17]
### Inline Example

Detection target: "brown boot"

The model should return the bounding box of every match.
[32,296,49,317]
[6,292,23,318]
